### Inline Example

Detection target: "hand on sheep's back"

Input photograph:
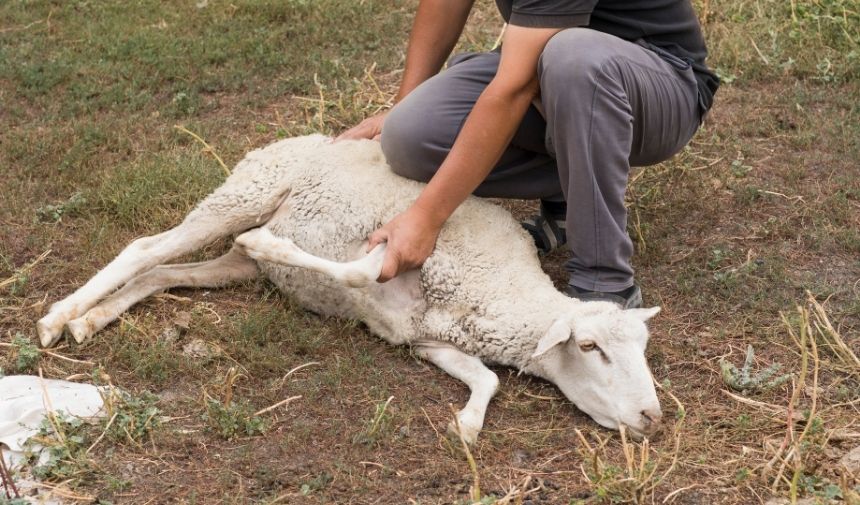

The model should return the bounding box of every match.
[335,111,388,142]
[368,205,441,282]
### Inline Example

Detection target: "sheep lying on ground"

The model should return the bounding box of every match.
[37,135,663,443]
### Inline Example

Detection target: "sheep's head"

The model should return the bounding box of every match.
[531,305,662,439]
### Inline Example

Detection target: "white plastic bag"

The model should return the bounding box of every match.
[0,375,107,467]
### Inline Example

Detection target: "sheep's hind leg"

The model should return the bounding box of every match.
[235,227,386,288]
[414,341,500,445]
[38,188,290,347]
[66,247,258,344]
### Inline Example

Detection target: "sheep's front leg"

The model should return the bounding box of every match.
[66,247,258,343]
[235,227,386,287]
[414,342,500,445]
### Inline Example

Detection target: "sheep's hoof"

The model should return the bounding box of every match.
[447,419,480,446]
[67,317,94,344]
[37,314,65,348]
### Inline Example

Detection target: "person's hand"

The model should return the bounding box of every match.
[368,205,442,282]
[335,111,389,142]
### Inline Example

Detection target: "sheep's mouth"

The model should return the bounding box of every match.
[619,422,660,441]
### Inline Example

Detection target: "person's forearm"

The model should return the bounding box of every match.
[413,80,538,226]
[395,0,475,103]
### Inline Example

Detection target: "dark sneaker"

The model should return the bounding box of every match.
[565,284,643,309]
[522,200,567,255]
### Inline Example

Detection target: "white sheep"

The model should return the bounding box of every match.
[37,134,663,443]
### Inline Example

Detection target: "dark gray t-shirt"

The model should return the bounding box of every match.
[495,0,719,113]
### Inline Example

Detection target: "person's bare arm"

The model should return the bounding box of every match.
[369,25,562,281]
[336,0,474,141]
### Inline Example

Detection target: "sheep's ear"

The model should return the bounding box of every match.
[627,306,661,322]
[532,319,572,358]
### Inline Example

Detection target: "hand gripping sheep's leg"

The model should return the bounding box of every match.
[414,342,500,445]
[65,247,259,344]
[235,227,386,288]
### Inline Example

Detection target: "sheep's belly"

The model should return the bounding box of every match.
[258,259,426,347]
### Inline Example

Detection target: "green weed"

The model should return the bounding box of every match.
[299,472,333,496]
[36,192,87,223]
[720,345,792,393]
[7,334,41,373]
[19,390,158,491]
[0,498,30,505]
[203,398,268,440]
[100,389,162,445]
[25,412,94,484]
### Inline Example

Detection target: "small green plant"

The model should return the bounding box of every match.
[707,248,730,270]
[736,185,764,205]
[720,345,792,393]
[735,413,752,430]
[23,388,160,487]
[299,472,333,496]
[799,473,843,501]
[202,398,268,440]
[730,159,752,178]
[100,389,161,445]
[0,497,30,505]
[10,334,40,373]
[25,412,93,483]
[35,192,87,223]
[6,272,28,297]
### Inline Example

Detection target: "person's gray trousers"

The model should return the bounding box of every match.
[380,28,702,292]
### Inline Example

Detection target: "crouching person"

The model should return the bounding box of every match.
[337,0,719,307]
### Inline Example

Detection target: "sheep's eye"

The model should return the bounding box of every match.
[578,341,598,352]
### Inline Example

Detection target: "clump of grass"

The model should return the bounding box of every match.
[201,367,268,440]
[35,192,87,223]
[703,0,860,83]
[758,296,859,502]
[806,293,860,379]
[352,395,394,446]
[99,388,162,446]
[573,387,687,504]
[203,398,268,440]
[89,151,225,232]
[0,250,50,298]
[298,472,333,497]
[111,331,184,385]
[720,344,792,393]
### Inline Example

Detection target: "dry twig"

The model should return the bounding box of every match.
[174,125,230,176]
[449,404,482,503]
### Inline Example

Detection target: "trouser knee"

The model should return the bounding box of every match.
[540,29,623,96]
[380,104,445,183]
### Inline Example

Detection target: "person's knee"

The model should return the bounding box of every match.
[380,104,441,182]
[540,29,617,87]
